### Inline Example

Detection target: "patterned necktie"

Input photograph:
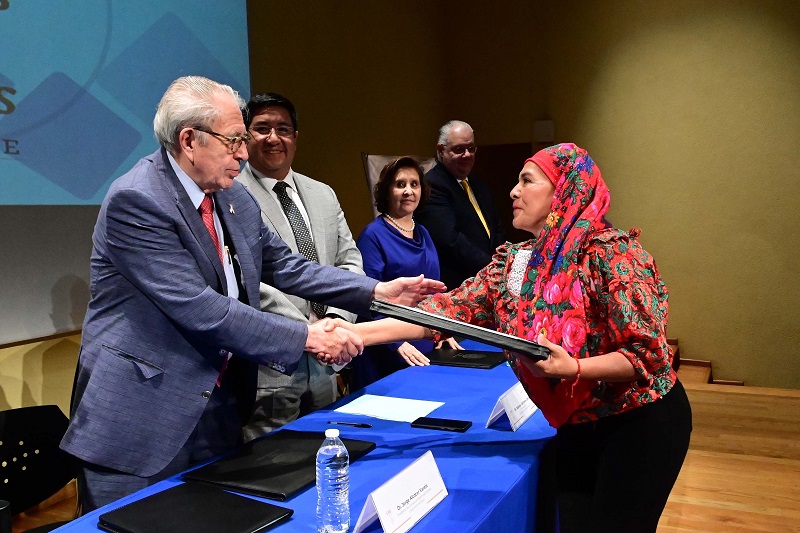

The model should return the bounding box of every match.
[460,179,490,237]
[273,181,326,317]
[199,194,223,262]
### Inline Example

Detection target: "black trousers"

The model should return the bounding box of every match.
[538,380,692,533]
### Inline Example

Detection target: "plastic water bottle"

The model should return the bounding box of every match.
[316,428,350,533]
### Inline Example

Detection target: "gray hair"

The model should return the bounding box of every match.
[437,120,473,146]
[153,76,245,154]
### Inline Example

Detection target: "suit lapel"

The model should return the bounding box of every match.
[450,174,485,232]
[293,173,327,261]
[159,150,227,287]
[216,189,259,305]
[240,165,298,251]
[438,164,492,245]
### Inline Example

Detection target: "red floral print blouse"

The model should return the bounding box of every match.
[420,228,676,425]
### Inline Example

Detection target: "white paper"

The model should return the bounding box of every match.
[353,451,447,533]
[334,394,444,422]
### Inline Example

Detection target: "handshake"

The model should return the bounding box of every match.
[305,317,363,366]
[303,275,451,367]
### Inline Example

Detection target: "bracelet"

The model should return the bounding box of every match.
[568,358,581,397]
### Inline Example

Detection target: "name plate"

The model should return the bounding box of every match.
[485,381,538,431]
[353,450,447,533]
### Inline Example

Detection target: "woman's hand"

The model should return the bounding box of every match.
[520,333,579,379]
[436,337,463,350]
[322,317,354,333]
[321,317,431,347]
[396,342,430,366]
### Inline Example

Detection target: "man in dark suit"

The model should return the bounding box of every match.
[415,120,506,289]
[60,76,444,511]
[237,93,364,439]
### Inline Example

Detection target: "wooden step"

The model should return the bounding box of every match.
[682,382,800,460]
[677,358,712,385]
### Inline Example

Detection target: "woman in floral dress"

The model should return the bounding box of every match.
[334,143,692,533]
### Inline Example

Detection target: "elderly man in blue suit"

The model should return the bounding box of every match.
[60,76,445,511]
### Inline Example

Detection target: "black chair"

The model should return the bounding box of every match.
[0,405,79,533]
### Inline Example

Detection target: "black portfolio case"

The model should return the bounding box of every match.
[426,347,507,369]
[182,429,376,501]
[371,300,550,361]
[97,482,292,533]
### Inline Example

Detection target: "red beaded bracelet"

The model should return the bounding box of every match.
[568,358,581,397]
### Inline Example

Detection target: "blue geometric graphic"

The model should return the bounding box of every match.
[1,72,141,199]
[98,12,246,125]
[0,1,249,205]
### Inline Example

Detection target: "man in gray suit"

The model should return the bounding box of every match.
[237,93,363,439]
[60,76,444,511]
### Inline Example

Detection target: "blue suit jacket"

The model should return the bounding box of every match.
[61,149,376,477]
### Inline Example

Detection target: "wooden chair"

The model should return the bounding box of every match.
[360,153,436,217]
[0,405,79,533]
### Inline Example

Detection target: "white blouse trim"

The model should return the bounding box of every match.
[508,249,532,297]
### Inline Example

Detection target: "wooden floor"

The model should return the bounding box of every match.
[11,480,77,532]
[13,374,800,532]
[657,377,800,532]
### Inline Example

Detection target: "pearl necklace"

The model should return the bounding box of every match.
[384,214,415,232]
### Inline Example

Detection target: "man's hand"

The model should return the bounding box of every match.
[374,275,447,306]
[306,319,364,366]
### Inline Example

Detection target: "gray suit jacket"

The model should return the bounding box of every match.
[237,164,364,323]
[60,149,376,477]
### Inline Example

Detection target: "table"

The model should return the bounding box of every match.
[56,348,555,532]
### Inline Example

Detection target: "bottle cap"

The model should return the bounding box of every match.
[325,428,339,438]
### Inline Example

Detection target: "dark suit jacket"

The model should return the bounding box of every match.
[61,148,375,477]
[415,162,506,289]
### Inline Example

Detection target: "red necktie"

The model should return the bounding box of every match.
[199,195,223,262]
[200,194,229,386]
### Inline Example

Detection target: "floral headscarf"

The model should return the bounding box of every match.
[510,143,611,428]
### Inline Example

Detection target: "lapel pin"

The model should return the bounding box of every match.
[229,204,235,215]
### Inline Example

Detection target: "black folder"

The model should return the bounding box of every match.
[182,429,376,501]
[370,300,550,361]
[426,347,507,369]
[97,482,292,533]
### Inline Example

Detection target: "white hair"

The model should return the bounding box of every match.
[437,120,473,145]
[153,76,245,154]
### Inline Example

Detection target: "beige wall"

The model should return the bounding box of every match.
[248,0,800,388]
[533,0,800,387]
[0,334,79,414]
[247,1,448,234]
[6,1,797,409]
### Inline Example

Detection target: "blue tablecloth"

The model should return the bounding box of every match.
[56,348,555,532]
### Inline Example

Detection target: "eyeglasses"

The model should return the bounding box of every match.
[449,144,478,155]
[249,125,296,139]
[193,127,251,154]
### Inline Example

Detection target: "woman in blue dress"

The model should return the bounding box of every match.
[353,156,460,389]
